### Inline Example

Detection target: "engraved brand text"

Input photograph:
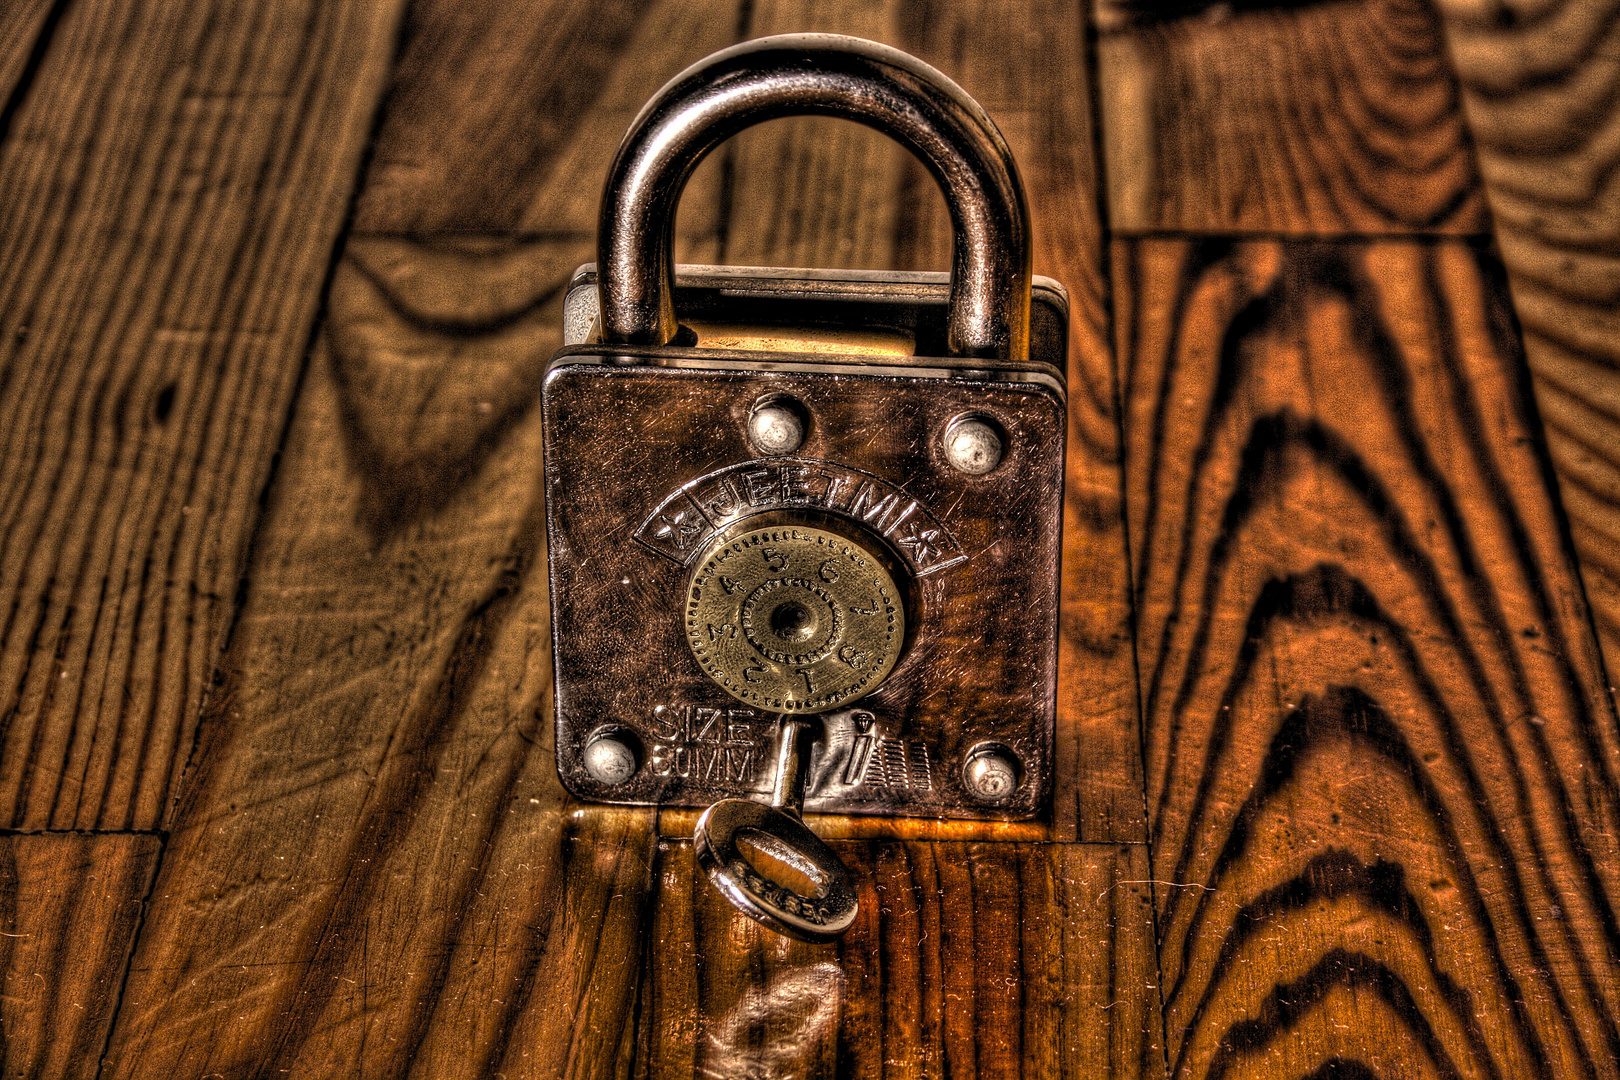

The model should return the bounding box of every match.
[635,458,965,575]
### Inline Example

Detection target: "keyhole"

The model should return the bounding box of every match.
[771,600,815,642]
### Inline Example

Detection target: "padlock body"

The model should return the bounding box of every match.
[543,266,1066,819]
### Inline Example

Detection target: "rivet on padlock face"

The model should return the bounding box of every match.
[943,413,1006,475]
[581,726,641,786]
[747,395,808,455]
[962,742,1023,804]
[540,34,1068,941]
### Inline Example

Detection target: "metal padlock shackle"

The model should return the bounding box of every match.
[598,34,1033,361]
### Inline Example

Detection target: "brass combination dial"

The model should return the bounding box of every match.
[685,522,904,713]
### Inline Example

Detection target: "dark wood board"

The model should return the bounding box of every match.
[635,2,1153,1071]
[0,832,160,1077]
[1093,0,1489,236]
[0,0,58,112]
[0,0,407,831]
[1436,0,1620,702]
[99,2,729,1072]
[1117,236,1620,1077]
[641,840,1163,1080]
[353,0,740,239]
[712,1,917,273]
[98,290,654,1073]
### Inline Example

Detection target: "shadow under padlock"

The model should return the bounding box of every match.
[541,34,1067,941]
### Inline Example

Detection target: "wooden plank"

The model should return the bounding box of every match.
[487,810,655,1080]
[708,0,1114,344]
[0,833,160,1077]
[642,840,1164,1079]
[1093,0,1489,235]
[98,255,655,1073]
[1435,0,1620,702]
[101,1,741,1071]
[0,0,406,831]
[353,0,738,239]
[636,14,1150,1070]
[0,0,59,113]
[1117,236,1620,1077]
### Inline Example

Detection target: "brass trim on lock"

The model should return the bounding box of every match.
[686,322,916,358]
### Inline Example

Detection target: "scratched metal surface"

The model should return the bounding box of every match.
[544,350,1065,818]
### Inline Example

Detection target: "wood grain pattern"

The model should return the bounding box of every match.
[0,0,60,116]
[1094,0,1489,235]
[1118,236,1620,1077]
[0,833,160,1077]
[13,0,1608,1077]
[1435,0,1620,698]
[642,840,1163,1079]
[705,0,917,273]
[0,0,405,831]
[101,293,655,1072]
[353,0,738,239]
[101,1,730,1071]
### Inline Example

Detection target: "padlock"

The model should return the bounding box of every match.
[541,34,1067,941]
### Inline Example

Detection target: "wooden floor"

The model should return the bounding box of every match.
[0,0,1616,1076]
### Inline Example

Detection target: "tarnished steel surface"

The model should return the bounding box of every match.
[542,334,1065,819]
